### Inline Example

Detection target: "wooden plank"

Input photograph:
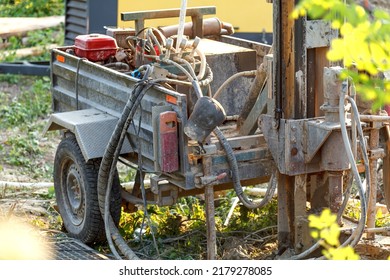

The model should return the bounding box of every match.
[0,16,65,39]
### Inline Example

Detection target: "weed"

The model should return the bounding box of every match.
[0,0,64,17]
[0,74,22,84]
[0,77,51,128]
[4,131,42,166]
[0,74,57,181]
[1,26,65,62]
[114,193,277,259]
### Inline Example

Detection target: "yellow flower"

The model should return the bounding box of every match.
[308,208,337,230]
[324,246,360,260]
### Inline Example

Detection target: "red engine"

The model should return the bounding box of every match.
[74,34,118,62]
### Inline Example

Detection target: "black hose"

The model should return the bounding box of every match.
[213,126,276,209]
[97,66,153,260]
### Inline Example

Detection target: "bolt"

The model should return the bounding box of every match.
[291,147,298,156]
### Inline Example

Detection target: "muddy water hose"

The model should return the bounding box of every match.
[213,127,276,209]
[97,66,153,259]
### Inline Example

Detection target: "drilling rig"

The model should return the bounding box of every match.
[44,1,390,259]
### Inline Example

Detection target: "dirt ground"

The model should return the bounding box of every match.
[371,0,390,11]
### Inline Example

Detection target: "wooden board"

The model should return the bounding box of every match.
[0,16,64,39]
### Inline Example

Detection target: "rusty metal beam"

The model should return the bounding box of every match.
[384,125,390,211]
[203,156,217,260]
[205,185,216,260]
[274,0,311,252]
[273,0,296,251]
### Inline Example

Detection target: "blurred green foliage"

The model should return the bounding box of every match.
[0,0,64,17]
[294,0,390,110]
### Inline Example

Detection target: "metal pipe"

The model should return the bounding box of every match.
[158,17,233,38]
[359,115,390,122]
[176,0,187,53]
[367,126,380,239]
[339,86,368,248]
[205,185,216,260]
[213,70,257,100]
[350,83,358,159]
[342,226,390,234]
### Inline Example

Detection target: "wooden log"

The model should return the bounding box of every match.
[0,16,64,39]
[0,44,58,58]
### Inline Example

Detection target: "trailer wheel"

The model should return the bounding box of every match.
[54,135,122,244]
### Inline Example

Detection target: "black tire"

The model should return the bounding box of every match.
[53,135,122,244]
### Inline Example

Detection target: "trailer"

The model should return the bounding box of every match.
[44,3,390,259]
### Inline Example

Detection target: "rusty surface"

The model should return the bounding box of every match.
[384,125,390,211]
[237,47,272,132]
[203,157,217,260]
[158,17,234,38]
[294,174,311,253]
[198,39,257,116]
[367,127,380,239]
[327,172,343,215]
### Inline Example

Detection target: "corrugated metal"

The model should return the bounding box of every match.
[64,0,118,45]
[47,236,111,260]
[65,0,88,45]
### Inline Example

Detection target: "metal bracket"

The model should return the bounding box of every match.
[150,175,178,206]
[260,114,350,176]
[0,61,49,76]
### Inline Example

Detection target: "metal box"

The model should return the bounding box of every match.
[74,34,118,61]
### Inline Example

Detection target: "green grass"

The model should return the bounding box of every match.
[0,75,56,179]
[0,0,64,17]
[115,194,277,260]
[0,0,65,63]
[0,76,52,128]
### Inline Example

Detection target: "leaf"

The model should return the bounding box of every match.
[319,223,340,247]
[326,246,360,260]
[308,208,337,230]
